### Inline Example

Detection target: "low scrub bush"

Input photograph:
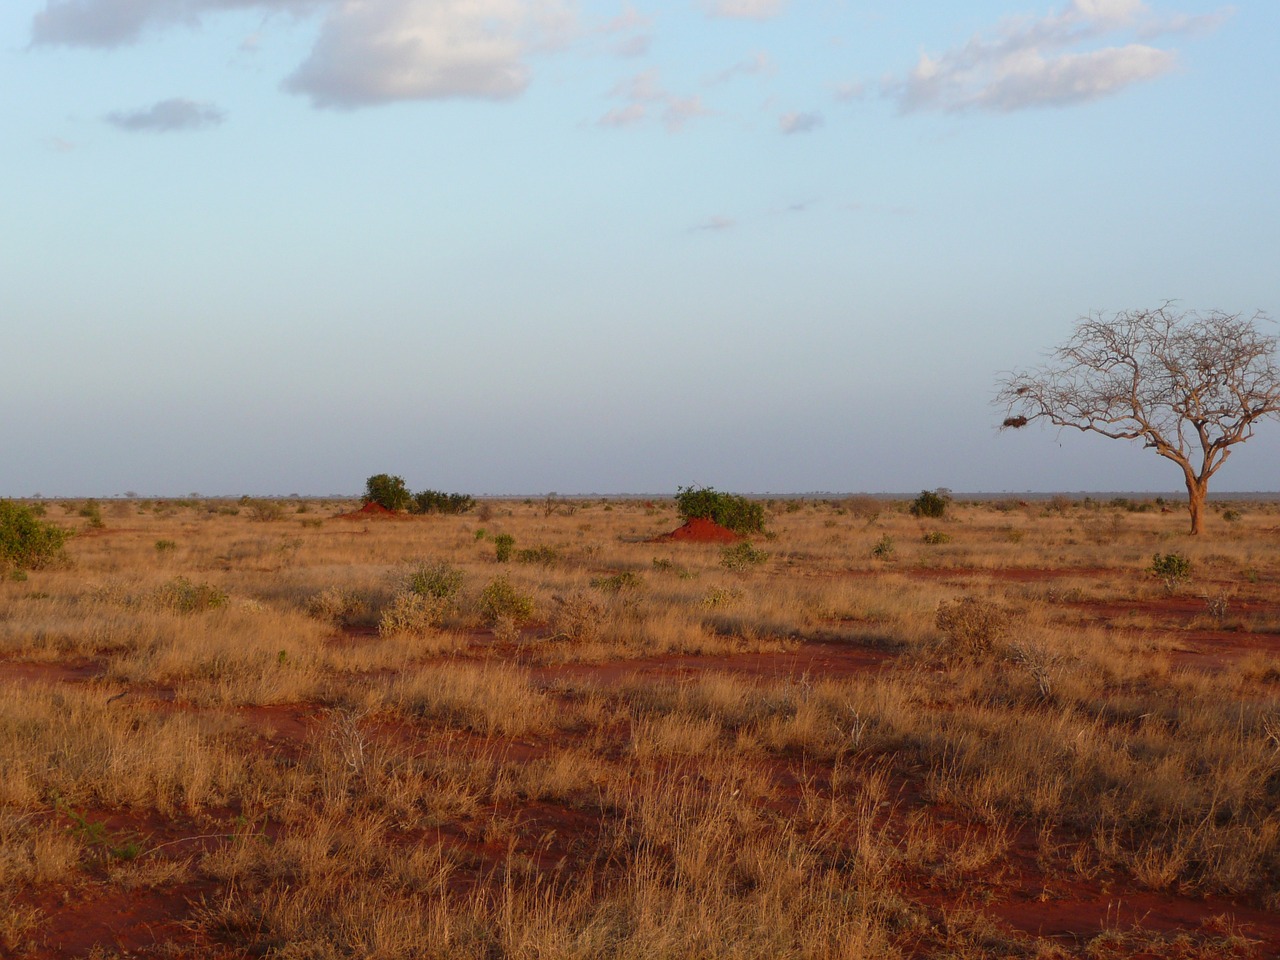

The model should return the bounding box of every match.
[407,561,465,604]
[921,531,951,545]
[592,571,644,593]
[871,535,895,561]
[0,500,70,573]
[492,534,515,563]
[479,577,536,623]
[1150,552,1192,590]
[411,490,475,515]
[720,541,768,570]
[379,592,451,635]
[909,489,949,519]
[935,596,1007,656]
[307,587,370,626]
[516,545,559,565]
[152,577,228,614]
[675,486,765,535]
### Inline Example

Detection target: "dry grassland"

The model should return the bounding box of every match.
[1,495,1279,959]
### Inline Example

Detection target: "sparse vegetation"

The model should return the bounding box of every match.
[0,500,70,573]
[1,495,1279,957]
[675,485,766,535]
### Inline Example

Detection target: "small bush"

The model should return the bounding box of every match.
[909,490,949,519]
[0,500,70,573]
[247,499,285,522]
[720,541,769,570]
[79,500,104,529]
[516,545,559,565]
[307,587,370,626]
[1222,509,1242,523]
[411,490,475,515]
[493,534,515,563]
[363,474,412,512]
[592,571,644,593]
[379,592,450,635]
[479,577,536,623]
[154,539,177,553]
[1150,552,1192,590]
[871,535,895,561]
[550,592,606,642]
[674,486,765,535]
[407,561,465,604]
[935,596,1007,656]
[921,531,951,545]
[152,577,228,614]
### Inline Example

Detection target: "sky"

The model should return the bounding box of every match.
[3,0,1278,496]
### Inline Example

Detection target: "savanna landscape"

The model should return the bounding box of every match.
[2,489,1279,959]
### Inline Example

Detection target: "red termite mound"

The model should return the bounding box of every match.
[651,517,741,543]
[335,501,407,520]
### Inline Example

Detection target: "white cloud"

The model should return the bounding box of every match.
[106,97,226,131]
[285,0,571,108]
[702,0,784,21]
[779,110,822,134]
[884,0,1227,113]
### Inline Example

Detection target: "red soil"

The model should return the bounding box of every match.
[333,501,408,520]
[651,517,741,543]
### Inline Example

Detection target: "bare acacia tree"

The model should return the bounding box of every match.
[996,305,1280,535]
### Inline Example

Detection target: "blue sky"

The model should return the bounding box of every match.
[3,0,1277,496]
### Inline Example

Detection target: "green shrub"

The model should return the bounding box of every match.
[154,539,177,553]
[411,490,476,515]
[307,587,370,627]
[1222,509,1242,523]
[0,500,70,573]
[407,561,465,604]
[871,535,895,561]
[478,577,535,623]
[516,545,559,565]
[247,499,285,522]
[909,490,949,519]
[592,571,644,593]
[921,530,951,545]
[674,486,765,535]
[363,474,412,512]
[1150,552,1192,589]
[152,577,228,614]
[379,592,450,635]
[720,541,769,570]
[79,499,104,529]
[493,533,515,563]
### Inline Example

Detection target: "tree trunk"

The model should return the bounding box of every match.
[1185,476,1208,536]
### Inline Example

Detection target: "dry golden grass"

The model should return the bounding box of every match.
[1,494,1278,958]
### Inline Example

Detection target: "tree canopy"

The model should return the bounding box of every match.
[996,305,1280,535]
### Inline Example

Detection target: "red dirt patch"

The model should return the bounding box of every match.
[651,517,741,543]
[333,501,409,520]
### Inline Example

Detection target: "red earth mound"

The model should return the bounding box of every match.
[334,501,407,520]
[652,517,741,543]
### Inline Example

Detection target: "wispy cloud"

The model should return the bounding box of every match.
[30,0,322,49]
[690,215,735,232]
[706,51,775,86]
[285,0,572,108]
[702,0,785,21]
[883,0,1229,114]
[599,68,712,132]
[106,97,226,132]
[779,110,823,134]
